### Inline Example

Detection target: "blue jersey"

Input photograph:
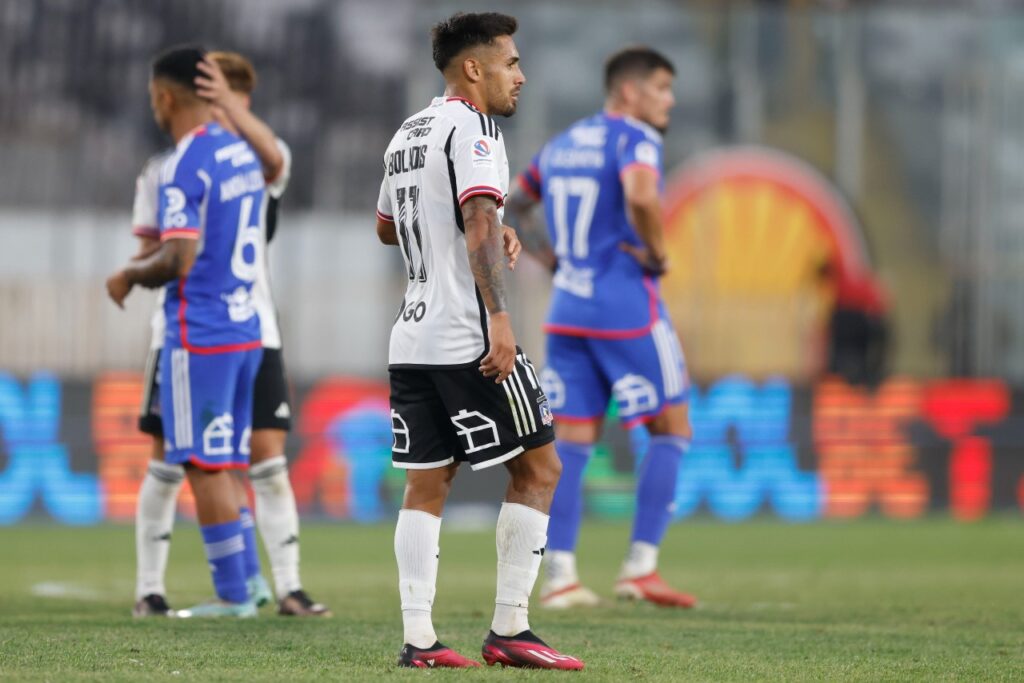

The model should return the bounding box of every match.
[158,123,264,353]
[519,112,665,337]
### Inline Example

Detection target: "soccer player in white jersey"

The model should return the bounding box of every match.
[506,47,697,610]
[375,12,583,670]
[129,51,328,618]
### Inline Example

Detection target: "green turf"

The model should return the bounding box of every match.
[0,520,1022,681]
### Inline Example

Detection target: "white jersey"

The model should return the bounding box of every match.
[251,138,292,350]
[131,151,171,350]
[133,139,291,350]
[377,96,509,367]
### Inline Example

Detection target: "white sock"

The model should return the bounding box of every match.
[249,456,302,599]
[620,541,659,580]
[544,550,579,590]
[135,460,184,600]
[492,502,548,636]
[395,509,441,649]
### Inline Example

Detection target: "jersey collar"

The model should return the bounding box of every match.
[446,96,482,112]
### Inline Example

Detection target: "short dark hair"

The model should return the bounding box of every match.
[430,12,518,72]
[152,45,206,91]
[604,46,675,93]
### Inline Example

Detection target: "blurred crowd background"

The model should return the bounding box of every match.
[1,0,1022,525]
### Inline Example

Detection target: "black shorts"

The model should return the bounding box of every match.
[138,346,292,437]
[138,347,163,437]
[251,347,293,432]
[389,351,555,471]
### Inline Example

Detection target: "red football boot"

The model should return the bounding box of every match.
[397,642,481,668]
[482,630,584,670]
[615,571,697,608]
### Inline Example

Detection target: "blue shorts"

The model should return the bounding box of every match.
[159,346,262,470]
[542,312,689,428]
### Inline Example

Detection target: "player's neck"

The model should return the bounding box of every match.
[169,107,214,144]
[604,99,635,120]
[443,84,488,115]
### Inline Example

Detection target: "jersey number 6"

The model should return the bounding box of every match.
[231,194,262,283]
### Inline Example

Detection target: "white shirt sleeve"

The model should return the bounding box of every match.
[376,175,394,222]
[266,138,292,199]
[130,156,164,238]
[450,125,506,208]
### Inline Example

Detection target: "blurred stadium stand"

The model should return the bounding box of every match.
[1,0,1023,383]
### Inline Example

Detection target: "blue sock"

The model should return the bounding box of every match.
[239,507,261,580]
[631,435,689,545]
[201,520,248,603]
[547,441,592,552]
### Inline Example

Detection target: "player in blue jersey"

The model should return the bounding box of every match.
[126,51,329,619]
[106,46,265,618]
[506,46,697,609]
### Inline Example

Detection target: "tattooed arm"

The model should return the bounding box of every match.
[106,238,198,309]
[462,195,516,383]
[504,186,556,272]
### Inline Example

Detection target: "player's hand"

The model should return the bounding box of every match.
[619,242,669,276]
[195,58,243,111]
[502,226,522,271]
[105,270,133,309]
[480,312,516,383]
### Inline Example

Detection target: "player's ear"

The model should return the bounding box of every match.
[462,55,483,84]
[619,79,638,106]
[157,83,178,112]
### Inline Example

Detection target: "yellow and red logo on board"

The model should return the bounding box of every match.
[662,146,875,382]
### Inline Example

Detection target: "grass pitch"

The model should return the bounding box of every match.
[0,520,1022,681]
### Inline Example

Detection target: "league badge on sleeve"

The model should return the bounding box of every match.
[634,141,659,168]
[473,139,493,166]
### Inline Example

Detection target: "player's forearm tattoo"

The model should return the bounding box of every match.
[125,249,182,289]
[462,196,508,314]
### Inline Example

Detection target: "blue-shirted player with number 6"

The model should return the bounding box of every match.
[506,46,697,610]
[106,45,265,618]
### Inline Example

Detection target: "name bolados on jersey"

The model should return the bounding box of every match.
[158,122,265,352]
[377,96,509,367]
[518,112,665,337]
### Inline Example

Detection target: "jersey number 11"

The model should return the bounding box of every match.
[396,185,427,282]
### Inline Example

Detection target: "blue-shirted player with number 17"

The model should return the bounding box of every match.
[106,46,265,618]
[506,46,697,609]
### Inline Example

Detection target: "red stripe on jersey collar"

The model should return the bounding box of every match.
[447,96,482,111]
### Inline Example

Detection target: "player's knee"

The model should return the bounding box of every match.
[518,451,562,494]
[404,464,458,500]
[647,404,691,438]
[249,429,287,462]
[149,436,165,462]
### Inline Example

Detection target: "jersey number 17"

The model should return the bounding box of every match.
[549,176,600,260]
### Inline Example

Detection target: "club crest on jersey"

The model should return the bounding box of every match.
[538,399,554,427]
